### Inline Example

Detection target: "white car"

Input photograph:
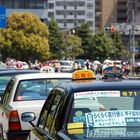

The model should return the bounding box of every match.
[60,60,74,72]
[0,72,72,140]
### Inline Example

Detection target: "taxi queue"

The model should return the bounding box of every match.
[20,65,140,140]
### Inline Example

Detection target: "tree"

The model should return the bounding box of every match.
[65,34,83,60]
[48,18,64,59]
[0,12,50,62]
[120,47,131,60]
[76,22,93,59]
[111,31,125,60]
[90,32,114,61]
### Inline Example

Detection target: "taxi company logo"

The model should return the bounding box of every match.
[103,66,122,77]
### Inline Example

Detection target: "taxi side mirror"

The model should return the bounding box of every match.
[21,112,36,127]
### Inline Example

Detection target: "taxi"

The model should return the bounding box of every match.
[0,69,39,102]
[22,68,140,140]
[0,72,72,140]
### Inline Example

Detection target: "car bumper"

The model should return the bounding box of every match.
[7,130,30,140]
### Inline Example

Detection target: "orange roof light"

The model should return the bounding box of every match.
[72,70,95,81]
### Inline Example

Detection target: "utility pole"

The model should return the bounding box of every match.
[131,9,135,76]
[110,26,116,60]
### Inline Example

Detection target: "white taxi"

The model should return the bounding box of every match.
[0,72,72,140]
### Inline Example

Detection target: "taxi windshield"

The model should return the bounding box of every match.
[68,89,140,129]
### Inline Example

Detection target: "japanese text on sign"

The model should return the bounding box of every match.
[85,110,140,128]
[74,91,120,99]
[72,70,95,80]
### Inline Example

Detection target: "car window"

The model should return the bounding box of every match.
[45,94,61,131]
[2,79,14,104]
[14,78,70,101]
[37,94,55,129]
[37,91,62,131]
[14,79,50,101]
[68,89,140,129]
[60,61,71,66]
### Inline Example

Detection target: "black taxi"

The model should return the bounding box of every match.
[22,68,140,140]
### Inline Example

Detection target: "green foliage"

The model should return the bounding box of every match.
[0,12,49,61]
[0,12,129,62]
[76,23,114,61]
[90,32,114,61]
[76,22,92,38]
[120,47,131,60]
[112,31,125,59]
[48,18,64,59]
[65,34,83,60]
[76,22,93,59]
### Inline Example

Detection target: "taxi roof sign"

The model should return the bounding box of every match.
[103,66,123,78]
[72,70,95,81]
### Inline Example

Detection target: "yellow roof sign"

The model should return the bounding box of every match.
[72,70,95,81]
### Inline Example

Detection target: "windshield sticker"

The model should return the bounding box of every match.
[72,111,86,123]
[74,91,120,99]
[67,122,84,129]
[75,111,83,116]
[85,110,140,128]
[73,116,86,123]
[16,95,23,101]
[68,129,84,134]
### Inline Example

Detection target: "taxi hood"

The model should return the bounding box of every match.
[58,127,140,140]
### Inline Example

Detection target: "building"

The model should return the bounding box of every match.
[0,0,139,32]
[127,0,140,24]
[47,0,95,31]
[0,0,96,31]
[117,0,140,24]
[95,0,102,32]
[0,0,48,22]
[95,0,118,31]
[101,0,117,30]
[96,0,140,31]
[117,0,128,23]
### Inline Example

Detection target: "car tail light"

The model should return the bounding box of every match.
[99,107,106,111]
[9,110,21,131]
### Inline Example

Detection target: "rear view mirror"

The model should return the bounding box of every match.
[21,112,36,127]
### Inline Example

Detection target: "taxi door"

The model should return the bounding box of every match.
[28,89,64,140]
